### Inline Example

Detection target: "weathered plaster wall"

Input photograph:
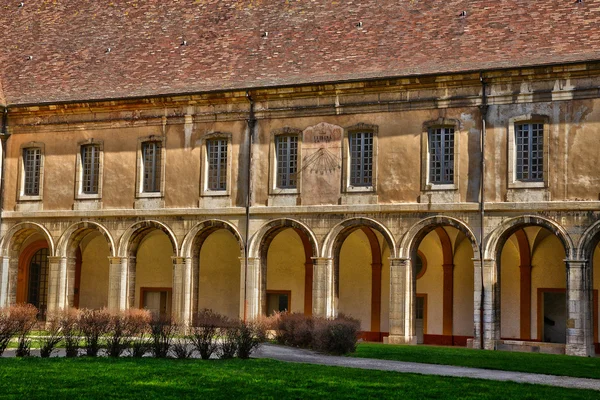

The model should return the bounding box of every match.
[453,233,475,337]
[417,232,443,335]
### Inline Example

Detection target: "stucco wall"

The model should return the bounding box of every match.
[416,232,443,335]
[134,230,174,308]
[198,229,242,320]
[453,234,475,337]
[78,233,110,309]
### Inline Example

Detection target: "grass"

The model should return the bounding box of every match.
[352,342,600,379]
[0,357,597,399]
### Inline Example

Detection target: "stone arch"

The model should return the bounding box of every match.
[249,219,319,259]
[117,220,178,257]
[181,219,244,259]
[322,217,396,259]
[56,221,116,258]
[577,220,600,261]
[484,215,574,260]
[0,222,55,257]
[398,216,479,260]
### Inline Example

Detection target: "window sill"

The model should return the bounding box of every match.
[75,193,102,200]
[200,190,230,197]
[423,183,458,191]
[18,194,42,202]
[136,191,163,199]
[345,185,374,193]
[508,181,546,190]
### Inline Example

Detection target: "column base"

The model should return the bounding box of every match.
[566,343,594,357]
[384,335,417,345]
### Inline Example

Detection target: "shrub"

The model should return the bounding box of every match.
[312,315,360,355]
[149,315,177,358]
[274,312,314,348]
[171,337,194,359]
[127,309,151,358]
[39,313,62,358]
[79,308,111,357]
[0,307,18,356]
[236,320,267,359]
[190,309,230,360]
[218,323,239,360]
[11,304,39,357]
[59,308,80,358]
[106,311,134,358]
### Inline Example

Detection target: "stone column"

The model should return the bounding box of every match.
[46,256,68,316]
[473,258,499,350]
[565,259,594,357]
[171,257,193,326]
[312,257,334,318]
[66,257,76,308]
[387,258,416,345]
[107,257,129,312]
[0,256,10,308]
[244,257,261,320]
[127,257,136,309]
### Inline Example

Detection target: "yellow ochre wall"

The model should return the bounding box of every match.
[198,229,242,320]
[78,232,110,310]
[134,230,174,308]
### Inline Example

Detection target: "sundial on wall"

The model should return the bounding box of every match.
[301,147,341,175]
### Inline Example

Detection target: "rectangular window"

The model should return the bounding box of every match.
[142,141,162,192]
[349,131,373,186]
[428,127,454,184]
[23,148,41,196]
[515,123,543,182]
[206,139,227,191]
[276,136,298,189]
[81,144,100,194]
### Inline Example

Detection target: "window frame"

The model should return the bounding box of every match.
[342,123,378,193]
[269,127,303,196]
[18,142,45,202]
[421,119,460,192]
[200,132,232,197]
[136,136,166,199]
[75,140,103,200]
[507,115,549,189]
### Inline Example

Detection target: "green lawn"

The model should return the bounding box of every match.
[352,343,600,379]
[0,357,596,399]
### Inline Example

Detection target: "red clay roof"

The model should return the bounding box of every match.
[2,0,600,106]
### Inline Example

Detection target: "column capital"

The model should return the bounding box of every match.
[311,257,332,264]
[47,256,64,263]
[564,259,588,266]
[171,256,189,265]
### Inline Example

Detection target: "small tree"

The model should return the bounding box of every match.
[79,308,111,357]
[11,304,39,357]
[39,313,62,358]
[60,308,80,358]
[0,307,18,356]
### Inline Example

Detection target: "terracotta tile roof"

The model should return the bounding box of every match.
[2,0,600,105]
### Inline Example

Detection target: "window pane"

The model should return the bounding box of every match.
[349,131,373,186]
[428,127,454,184]
[276,135,298,189]
[81,144,100,194]
[515,123,543,182]
[207,139,227,191]
[142,141,162,192]
[23,148,41,196]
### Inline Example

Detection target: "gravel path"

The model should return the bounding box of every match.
[253,344,600,391]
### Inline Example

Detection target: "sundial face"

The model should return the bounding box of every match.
[301,123,343,205]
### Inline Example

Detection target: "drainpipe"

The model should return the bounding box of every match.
[243,92,256,321]
[479,73,488,350]
[0,107,9,222]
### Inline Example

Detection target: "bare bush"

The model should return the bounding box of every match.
[106,311,134,358]
[59,308,80,358]
[312,314,360,355]
[190,309,230,360]
[273,312,314,348]
[79,308,111,357]
[149,315,177,358]
[171,333,194,359]
[0,307,18,356]
[39,313,62,358]
[236,320,267,359]
[127,309,151,357]
[10,304,39,357]
[218,323,239,360]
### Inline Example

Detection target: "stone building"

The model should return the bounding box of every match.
[1,1,600,356]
